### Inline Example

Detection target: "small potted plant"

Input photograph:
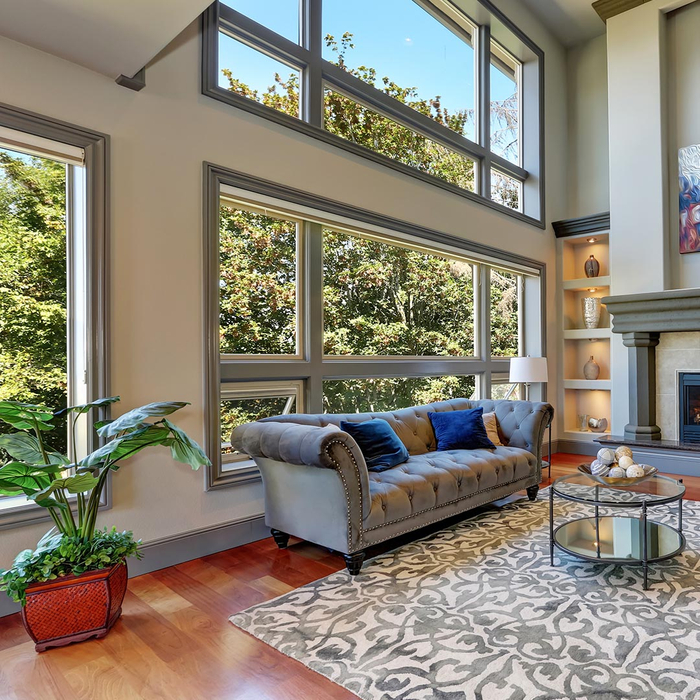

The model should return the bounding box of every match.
[0,397,210,651]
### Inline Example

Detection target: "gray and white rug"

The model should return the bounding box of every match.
[230,494,700,700]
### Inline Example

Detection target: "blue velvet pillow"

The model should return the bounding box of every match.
[340,419,409,472]
[428,407,496,451]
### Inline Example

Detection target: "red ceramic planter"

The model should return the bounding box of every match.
[21,561,127,652]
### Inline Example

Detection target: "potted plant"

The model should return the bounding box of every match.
[0,397,210,651]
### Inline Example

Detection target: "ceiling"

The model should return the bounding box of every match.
[0,0,211,80]
[520,0,606,47]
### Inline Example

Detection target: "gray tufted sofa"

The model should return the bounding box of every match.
[232,398,554,574]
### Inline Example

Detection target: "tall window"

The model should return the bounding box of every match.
[207,177,543,488]
[204,0,544,224]
[0,117,107,523]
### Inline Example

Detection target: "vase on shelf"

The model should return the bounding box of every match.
[584,255,600,278]
[577,414,589,432]
[583,356,600,380]
[582,297,601,329]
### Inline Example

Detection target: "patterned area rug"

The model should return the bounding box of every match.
[230,494,700,700]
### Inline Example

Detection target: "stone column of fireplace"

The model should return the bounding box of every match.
[623,332,661,440]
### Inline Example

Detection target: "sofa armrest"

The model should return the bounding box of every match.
[231,421,371,519]
[469,399,554,476]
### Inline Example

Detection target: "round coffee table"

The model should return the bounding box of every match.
[549,473,685,590]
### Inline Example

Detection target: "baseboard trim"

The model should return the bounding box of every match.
[0,513,268,619]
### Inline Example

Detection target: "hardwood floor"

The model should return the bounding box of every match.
[0,453,697,700]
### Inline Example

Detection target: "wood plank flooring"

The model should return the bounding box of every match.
[0,453,697,700]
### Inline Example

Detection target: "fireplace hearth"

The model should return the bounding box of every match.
[679,372,700,444]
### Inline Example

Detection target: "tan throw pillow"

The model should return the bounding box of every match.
[482,412,503,446]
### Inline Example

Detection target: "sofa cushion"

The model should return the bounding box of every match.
[340,419,409,472]
[482,411,504,446]
[363,446,536,529]
[428,407,495,451]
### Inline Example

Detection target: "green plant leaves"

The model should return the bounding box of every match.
[57,396,121,416]
[30,473,99,503]
[0,402,54,431]
[162,419,210,469]
[0,462,53,495]
[97,402,189,438]
[82,425,172,468]
[0,433,69,467]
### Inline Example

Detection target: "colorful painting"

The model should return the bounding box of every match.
[679,144,700,254]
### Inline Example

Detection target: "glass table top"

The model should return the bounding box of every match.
[553,473,685,505]
[554,516,683,562]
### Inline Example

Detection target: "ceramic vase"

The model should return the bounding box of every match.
[582,297,601,329]
[584,254,600,278]
[583,355,600,380]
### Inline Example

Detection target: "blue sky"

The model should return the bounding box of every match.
[220,0,516,131]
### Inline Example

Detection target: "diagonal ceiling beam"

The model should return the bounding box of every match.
[592,0,652,22]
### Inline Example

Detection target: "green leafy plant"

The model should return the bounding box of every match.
[0,397,210,603]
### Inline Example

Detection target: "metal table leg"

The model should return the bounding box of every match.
[642,501,648,591]
[549,484,554,566]
[679,479,684,533]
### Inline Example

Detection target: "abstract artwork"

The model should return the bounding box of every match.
[679,144,700,254]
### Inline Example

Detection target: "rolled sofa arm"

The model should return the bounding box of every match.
[231,421,371,520]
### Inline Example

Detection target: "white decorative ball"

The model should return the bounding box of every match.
[616,446,633,460]
[608,466,627,478]
[626,465,646,478]
[597,448,616,466]
[618,455,635,470]
[591,460,610,476]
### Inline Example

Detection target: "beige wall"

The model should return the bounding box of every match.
[667,1,700,289]
[566,34,609,218]
[0,1,568,567]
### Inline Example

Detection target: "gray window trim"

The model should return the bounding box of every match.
[201,0,545,229]
[204,163,546,489]
[0,102,111,529]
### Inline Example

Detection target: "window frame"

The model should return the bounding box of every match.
[204,163,547,490]
[0,103,110,529]
[201,0,545,227]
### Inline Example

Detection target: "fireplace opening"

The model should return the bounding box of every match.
[679,372,700,443]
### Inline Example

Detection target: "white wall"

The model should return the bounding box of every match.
[566,35,609,218]
[667,1,700,289]
[0,2,568,567]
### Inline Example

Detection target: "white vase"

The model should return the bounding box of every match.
[582,297,601,329]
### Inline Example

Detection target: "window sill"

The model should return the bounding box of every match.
[202,85,545,230]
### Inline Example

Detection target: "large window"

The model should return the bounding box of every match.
[0,115,108,524]
[204,0,544,225]
[205,169,545,488]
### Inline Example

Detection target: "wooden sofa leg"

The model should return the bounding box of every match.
[344,552,365,576]
[271,529,290,549]
[526,485,539,502]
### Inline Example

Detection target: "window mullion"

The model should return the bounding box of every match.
[478,23,491,200]
[302,0,323,127]
[306,221,324,412]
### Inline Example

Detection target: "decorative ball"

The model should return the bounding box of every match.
[617,455,635,470]
[590,460,610,476]
[608,466,627,479]
[626,465,646,478]
[615,446,633,460]
[597,448,616,466]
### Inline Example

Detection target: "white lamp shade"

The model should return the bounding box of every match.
[509,356,548,383]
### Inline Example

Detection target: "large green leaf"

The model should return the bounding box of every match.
[97,402,189,438]
[0,462,52,494]
[82,425,172,468]
[162,419,210,470]
[56,396,121,417]
[0,433,69,467]
[31,473,99,502]
[0,402,54,431]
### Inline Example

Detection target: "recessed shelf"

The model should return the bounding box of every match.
[564,379,612,390]
[562,275,611,292]
[563,328,612,340]
[563,429,611,443]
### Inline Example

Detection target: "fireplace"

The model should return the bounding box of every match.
[679,372,700,444]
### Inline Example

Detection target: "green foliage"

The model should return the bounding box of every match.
[0,397,210,604]
[0,528,141,604]
[0,151,68,453]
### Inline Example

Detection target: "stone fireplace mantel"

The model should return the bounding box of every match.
[602,288,700,441]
